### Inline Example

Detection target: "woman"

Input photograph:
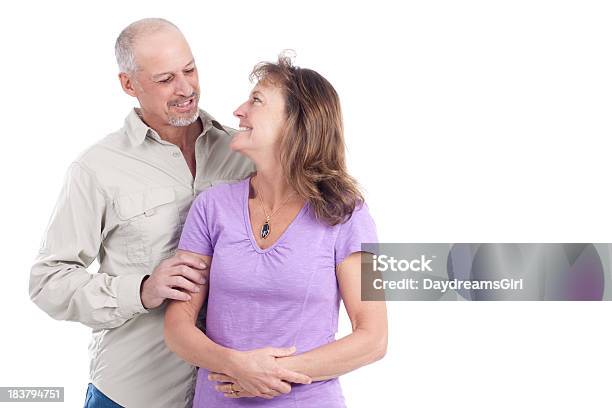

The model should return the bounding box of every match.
[164,55,387,407]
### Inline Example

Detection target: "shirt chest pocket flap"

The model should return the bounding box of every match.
[114,187,177,220]
[113,187,180,262]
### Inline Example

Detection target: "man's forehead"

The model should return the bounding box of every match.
[133,30,195,75]
[138,56,196,78]
[149,59,195,77]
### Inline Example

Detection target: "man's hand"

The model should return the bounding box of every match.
[140,252,208,309]
[217,346,311,399]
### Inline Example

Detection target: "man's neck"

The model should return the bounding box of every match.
[138,109,203,150]
[161,120,203,151]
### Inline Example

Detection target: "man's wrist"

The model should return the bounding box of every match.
[139,275,151,309]
[117,273,149,317]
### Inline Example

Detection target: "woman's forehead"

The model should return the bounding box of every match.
[252,80,284,97]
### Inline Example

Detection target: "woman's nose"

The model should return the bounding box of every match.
[233,102,247,118]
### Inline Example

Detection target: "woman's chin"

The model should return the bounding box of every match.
[229,140,251,158]
[229,139,243,152]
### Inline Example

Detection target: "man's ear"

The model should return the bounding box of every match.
[119,72,138,97]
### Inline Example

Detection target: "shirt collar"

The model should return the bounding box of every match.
[124,108,227,146]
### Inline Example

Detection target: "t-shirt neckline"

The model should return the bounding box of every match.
[242,177,309,254]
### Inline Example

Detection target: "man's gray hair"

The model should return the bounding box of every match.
[115,18,180,74]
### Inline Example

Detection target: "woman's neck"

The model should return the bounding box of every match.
[251,164,296,210]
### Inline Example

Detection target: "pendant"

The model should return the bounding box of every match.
[260,221,271,239]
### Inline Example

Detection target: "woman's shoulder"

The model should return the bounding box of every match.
[305,200,374,230]
[206,178,247,195]
[340,200,373,226]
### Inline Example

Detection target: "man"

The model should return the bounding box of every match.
[29,18,304,407]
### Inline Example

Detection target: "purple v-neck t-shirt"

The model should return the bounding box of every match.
[178,177,377,407]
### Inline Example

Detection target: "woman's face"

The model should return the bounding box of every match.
[230,81,287,158]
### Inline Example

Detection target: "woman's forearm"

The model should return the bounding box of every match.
[276,327,387,381]
[164,320,239,376]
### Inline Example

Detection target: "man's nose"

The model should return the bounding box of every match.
[174,73,194,96]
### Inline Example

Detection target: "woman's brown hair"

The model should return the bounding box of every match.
[250,54,364,226]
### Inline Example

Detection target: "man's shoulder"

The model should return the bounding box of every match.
[194,178,246,212]
[204,119,236,145]
[73,128,130,169]
[201,117,255,181]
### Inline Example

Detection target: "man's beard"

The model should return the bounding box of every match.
[168,109,199,127]
[168,93,199,127]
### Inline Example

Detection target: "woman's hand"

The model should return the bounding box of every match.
[222,346,311,399]
[208,374,255,398]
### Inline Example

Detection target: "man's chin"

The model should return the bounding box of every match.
[168,110,199,127]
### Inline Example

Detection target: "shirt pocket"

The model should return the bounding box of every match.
[113,187,180,263]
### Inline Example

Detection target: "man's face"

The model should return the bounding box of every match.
[121,28,200,127]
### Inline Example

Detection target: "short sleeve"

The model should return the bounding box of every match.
[178,192,213,256]
[334,202,378,266]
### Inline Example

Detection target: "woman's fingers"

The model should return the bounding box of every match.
[214,381,291,398]
[266,346,296,358]
[277,367,312,385]
[208,373,234,383]
[223,390,256,398]
[214,382,283,399]
[270,380,291,394]
[215,383,241,393]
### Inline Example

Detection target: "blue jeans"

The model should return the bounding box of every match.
[83,383,123,408]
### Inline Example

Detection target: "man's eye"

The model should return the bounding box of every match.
[184,68,195,74]
[252,97,262,103]
[159,77,173,83]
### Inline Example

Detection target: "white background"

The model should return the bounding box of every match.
[2,0,612,407]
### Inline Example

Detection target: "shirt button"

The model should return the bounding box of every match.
[172,151,181,158]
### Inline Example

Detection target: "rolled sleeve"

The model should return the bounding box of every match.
[116,273,148,317]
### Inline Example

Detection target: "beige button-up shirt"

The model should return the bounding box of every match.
[30,108,254,407]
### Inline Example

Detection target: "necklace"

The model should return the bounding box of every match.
[252,177,295,239]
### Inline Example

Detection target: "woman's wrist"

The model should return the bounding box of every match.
[224,348,244,378]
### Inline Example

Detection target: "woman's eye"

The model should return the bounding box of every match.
[185,68,195,74]
[252,97,262,103]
